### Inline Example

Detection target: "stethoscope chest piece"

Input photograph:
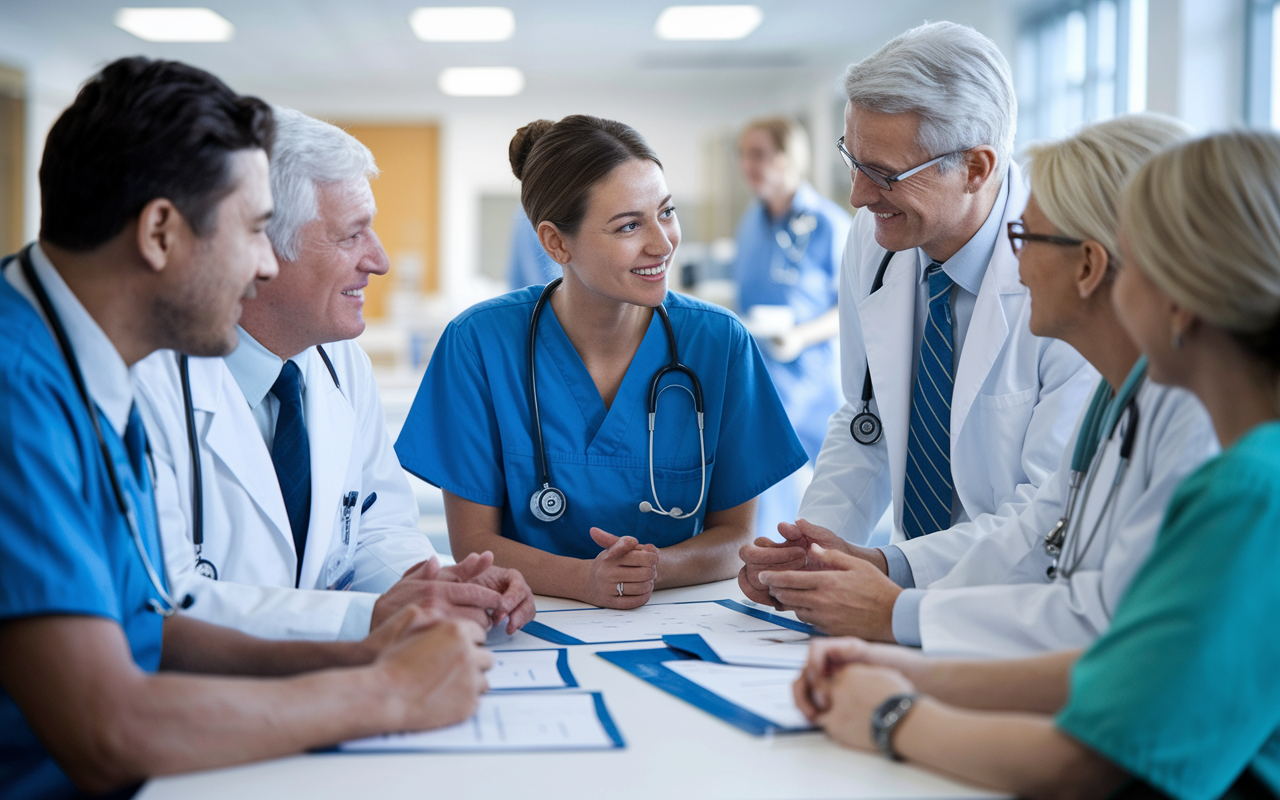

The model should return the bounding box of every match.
[530,484,567,523]
[850,409,883,445]
[194,557,218,580]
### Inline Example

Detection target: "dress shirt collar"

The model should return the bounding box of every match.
[917,167,1011,295]
[224,326,305,408]
[8,244,135,437]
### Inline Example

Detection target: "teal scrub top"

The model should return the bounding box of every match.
[395,286,807,560]
[0,269,165,800]
[1057,421,1280,800]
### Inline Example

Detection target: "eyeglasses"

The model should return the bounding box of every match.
[835,136,960,190]
[1006,220,1084,256]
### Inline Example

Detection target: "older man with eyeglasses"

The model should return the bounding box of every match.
[738,21,1096,645]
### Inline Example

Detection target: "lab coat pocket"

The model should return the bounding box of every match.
[963,387,1037,508]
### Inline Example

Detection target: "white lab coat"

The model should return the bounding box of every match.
[134,340,435,641]
[799,164,1097,567]
[901,380,1218,657]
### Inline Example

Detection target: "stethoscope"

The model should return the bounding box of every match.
[526,277,707,523]
[769,211,817,286]
[849,250,897,446]
[1043,359,1145,580]
[12,245,191,617]
[177,345,340,585]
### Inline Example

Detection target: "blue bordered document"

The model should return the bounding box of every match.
[600,647,815,736]
[663,630,811,669]
[486,648,577,691]
[522,599,813,645]
[338,691,625,753]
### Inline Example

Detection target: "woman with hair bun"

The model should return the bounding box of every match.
[397,115,807,609]
[790,129,1280,800]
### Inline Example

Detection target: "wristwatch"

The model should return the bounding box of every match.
[870,693,919,761]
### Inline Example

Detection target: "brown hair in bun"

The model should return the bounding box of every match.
[508,114,661,237]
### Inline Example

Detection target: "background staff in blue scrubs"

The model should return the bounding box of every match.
[397,115,807,610]
[790,130,1280,800]
[0,58,491,800]
[732,116,851,539]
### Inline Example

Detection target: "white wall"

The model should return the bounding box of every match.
[1146,0,1247,131]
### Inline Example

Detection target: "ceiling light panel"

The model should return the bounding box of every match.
[438,67,524,96]
[410,7,515,42]
[655,5,763,40]
[114,7,235,42]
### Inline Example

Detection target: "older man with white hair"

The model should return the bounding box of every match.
[135,107,535,641]
[740,22,1096,643]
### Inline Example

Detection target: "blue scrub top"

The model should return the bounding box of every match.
[1057,422,1280,800]
[507,208,561,289]
[732,183,851,460]
[0,272,165,800]
[396,287,808,560]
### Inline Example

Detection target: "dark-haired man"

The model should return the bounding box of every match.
[0,57,491,800]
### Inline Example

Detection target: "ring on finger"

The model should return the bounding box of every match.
[617,582,625,597]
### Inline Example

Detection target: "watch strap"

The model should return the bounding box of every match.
[871,693,919,761]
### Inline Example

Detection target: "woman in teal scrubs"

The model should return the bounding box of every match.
[790,130,1280,800]
[397,115,807,609]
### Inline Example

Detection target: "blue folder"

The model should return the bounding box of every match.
[598,647,816,736]
[522,599,813,645]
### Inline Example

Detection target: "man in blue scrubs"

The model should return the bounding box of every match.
[0,58,491,800]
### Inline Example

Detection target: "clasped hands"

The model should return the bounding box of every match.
[371,552,536,634]
[793,636,921,752]
[585,527,659,609]
[737,519,902,641]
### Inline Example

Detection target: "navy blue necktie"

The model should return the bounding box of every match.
[903,262,956,539]
[271,361,311,584]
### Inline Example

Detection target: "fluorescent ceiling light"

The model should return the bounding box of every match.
[114,7,235,42]
[655,5,763,40]
[438,67,524,96]
[410,7,515,42]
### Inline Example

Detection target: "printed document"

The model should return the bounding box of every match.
[700,630,812,669]
[486,648,573,691]
[663,661,814,731]
[527,601,800,644]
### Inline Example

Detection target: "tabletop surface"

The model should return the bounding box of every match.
[137,580,1001,800]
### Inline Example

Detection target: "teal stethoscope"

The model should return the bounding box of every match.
[1043,358,1146,580]
[14,245,192,616]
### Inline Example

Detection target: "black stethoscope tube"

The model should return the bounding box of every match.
[850,250,896,445]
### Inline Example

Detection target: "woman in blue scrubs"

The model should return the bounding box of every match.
[790,131,1280,800]
[733,118,851,538]
[397,115,807,609]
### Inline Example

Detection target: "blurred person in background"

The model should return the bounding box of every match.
[507,206,560,288]
[732,116,852,541]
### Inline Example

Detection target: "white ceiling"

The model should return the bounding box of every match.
[0,0,1038,117]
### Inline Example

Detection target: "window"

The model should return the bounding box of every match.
[1016,0,1148,147]
[1245,0,1280,127]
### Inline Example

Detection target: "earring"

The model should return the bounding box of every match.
[1171,330,1185,350]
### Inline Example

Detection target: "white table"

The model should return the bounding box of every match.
[138,581,1000,800]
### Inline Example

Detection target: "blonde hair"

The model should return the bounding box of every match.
[1122,130,1280,376]
[1025,113,1190,273]
[741,116,810,180]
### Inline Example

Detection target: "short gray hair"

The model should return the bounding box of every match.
[266,106,378,261]
[843,21,1016,177]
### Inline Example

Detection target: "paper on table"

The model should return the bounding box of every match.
[339,692,622,753]
[663,661,814,731]
[486,648,574,690]
[524,600,807,645]
[700,630,811,669]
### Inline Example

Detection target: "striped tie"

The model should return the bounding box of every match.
[903,262,955,539]
[271,360,311,584]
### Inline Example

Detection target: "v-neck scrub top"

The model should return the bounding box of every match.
[396,286,807,560]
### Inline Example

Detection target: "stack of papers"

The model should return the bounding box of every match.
[522,599,812,645]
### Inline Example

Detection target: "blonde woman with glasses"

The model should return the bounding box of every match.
[793,129,1280,800]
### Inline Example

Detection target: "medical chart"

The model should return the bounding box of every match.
[339,692,624,753]
[485,648,576,691]
[697,630,812,669]
[662,661,813,731]
[522,600,811,645]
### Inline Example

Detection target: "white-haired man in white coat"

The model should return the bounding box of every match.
[136,107,535,640]
[740,22,1096,644]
